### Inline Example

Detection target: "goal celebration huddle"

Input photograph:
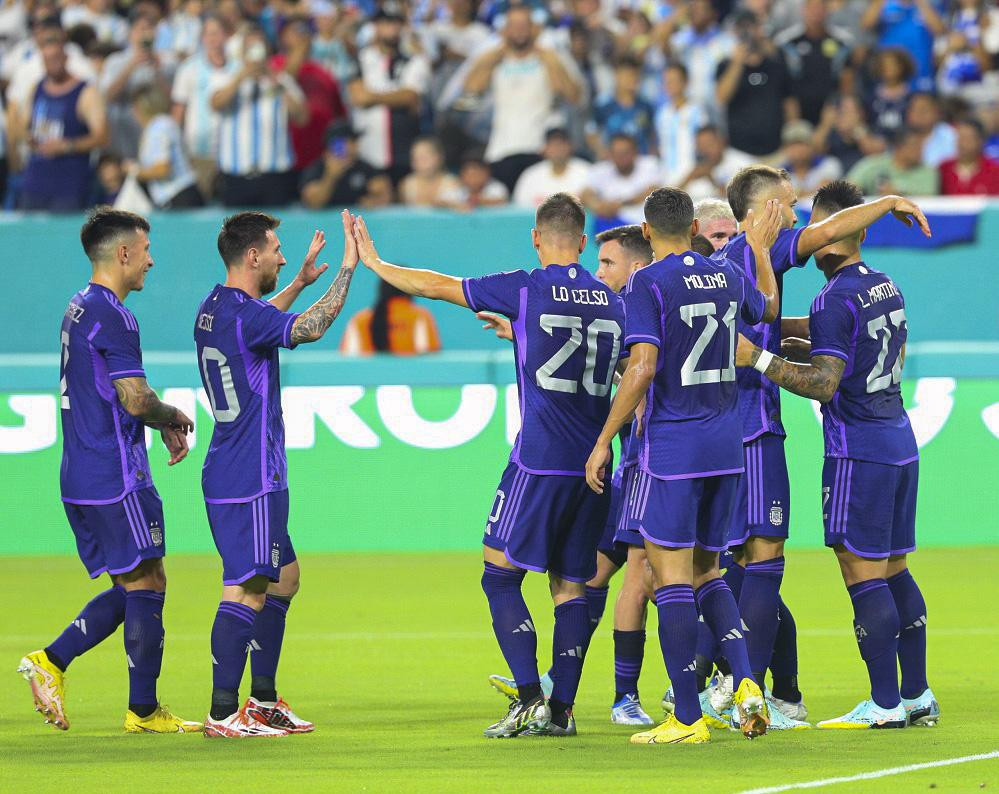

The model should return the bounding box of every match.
[20,165,940,744]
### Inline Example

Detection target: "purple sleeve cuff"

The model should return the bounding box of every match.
[461,278,479,312]
[109,369,146,380]
[810,347,848,361]
[282,313,300,349]
[625,333,660,348]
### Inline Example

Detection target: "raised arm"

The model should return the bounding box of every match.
[585,342,657,493]
[463,45,506,95]
[797,195,931,258]
[735,337,845,403]
[289,211,358,345]
[352,215,468,307]
[743,199,783,323]
[270,230,330,311]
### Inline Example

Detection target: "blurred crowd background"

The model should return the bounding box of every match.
[2,0,999,215]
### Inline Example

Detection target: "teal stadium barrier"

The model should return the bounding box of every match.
[1,205,997,556]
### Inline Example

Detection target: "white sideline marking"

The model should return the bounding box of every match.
[738,751,999,793]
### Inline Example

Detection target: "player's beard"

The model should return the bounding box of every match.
[261,272,278,295]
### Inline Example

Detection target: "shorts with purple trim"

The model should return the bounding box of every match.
[823,458,917,559]
[64,486,165,578]
[728,433,790,547]
[206,489,296,585]
[613,463,645,548]
[483,460,610,582]
[626,468,739,551]
[596,467,629,566]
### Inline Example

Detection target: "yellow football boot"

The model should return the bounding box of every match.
[629,713,710,745]
[733,678,770,739]
[17,650,69,730]
[124,704,204,733]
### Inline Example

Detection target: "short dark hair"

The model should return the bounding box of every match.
[535,192,586,240]
[726,165,790,222]
[609,132,638,148]
[695,123,721,138]
[595,224,653,263]
[80,206,150,262]
[812,180,864,215]
[666,61,689,81]
[614,55,642,71]
[690,234,714,256]
[957,117,986,139]
[644,187,694,237]
[217,211,281,267]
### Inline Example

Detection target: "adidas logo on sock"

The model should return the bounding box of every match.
[126,654,135,669]
[512,620,536,634]
[211,654,219,665]
[683,660,696,673]
[560,645,585,659]
[905,615,927,630]
[246,639,262,652]
[73,619,88,636]
[722,629,743,642]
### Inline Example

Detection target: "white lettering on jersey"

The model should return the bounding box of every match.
[682,273,728,291]
[550,286,610,306]
[857,280,900,308]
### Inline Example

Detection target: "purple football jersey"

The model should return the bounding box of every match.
[59,283,153,503]
[194,285,299,502]
[625,251,767,479]
[809,262,917,465]
[715,227,807,441]
[463,264,625,475]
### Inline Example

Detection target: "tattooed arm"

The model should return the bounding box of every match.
[735,334,845,403]
[113,377,194,430]
[289,210,359,345]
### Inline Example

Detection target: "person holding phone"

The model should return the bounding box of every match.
[300,121,393,209]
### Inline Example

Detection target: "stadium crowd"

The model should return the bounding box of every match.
[3,0,999,213]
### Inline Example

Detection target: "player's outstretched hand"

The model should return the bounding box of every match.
[160,425,189,466]
[585,442,611,494]
[734,333,757,367]
[890,197,932,237]
[745,198,783,251]
[352,215,380,268]
[341,209,358,269]
[297,230,330,285]
[477,312,512,340]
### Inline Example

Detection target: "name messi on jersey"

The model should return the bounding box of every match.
[683,273,729,291]
[551,286,610,305]
[858,280,900,308]
[197,313,214,331]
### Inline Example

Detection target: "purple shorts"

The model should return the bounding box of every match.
[206,489,297,585]
[627,468,739,552]
[483,461,610,582]
[596,466,630,566]
[729,433,791,547]
[613,463,644,548]
[823,458,918,559]
[64,487,165,578]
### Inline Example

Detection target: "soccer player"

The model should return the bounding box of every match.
[19,208,201,734]
[735,180,938,729]
[710,166,931,725]
[480,225,659,726]
[351,194,624,738]
[586,188,782,745]
[197,210,358,738]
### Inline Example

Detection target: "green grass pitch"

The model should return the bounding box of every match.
[2,547,997,792]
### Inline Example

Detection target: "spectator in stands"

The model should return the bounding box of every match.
[400,136,462,207]
[847,127,940,195]
[668,0,734,110]
[813,93,886,174]
[861,0,946,90]
[580,132,660,226]
[939,118,999,195]
[272,19,346,173]
[340,280,442,356]
[676,124,754,203]
[10,24,107,210]
[423,0,491,103]
[442,151,510,210]
[867,47,916,139]
[61,0,127,46]
[655,62,708,186]
[93,151,124,204]
[311,1,356,87]
[100,10,173,158]
[300,120,394,209]
[780,119,842,198]
[210,25,306,206]
[586,55,656,158]
[159,0,202,62]
[171,15,231,201]
[129,85,202,208]
[693,197,738,251]
[715,10,798,158]
[464,4,582,192]
[905,92,957,167]
[775,0,854,125]
[348,1,430,185]
[936,0,992,99]
[512,127,591,208]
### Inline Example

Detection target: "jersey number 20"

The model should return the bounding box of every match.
[536,314,621,396]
